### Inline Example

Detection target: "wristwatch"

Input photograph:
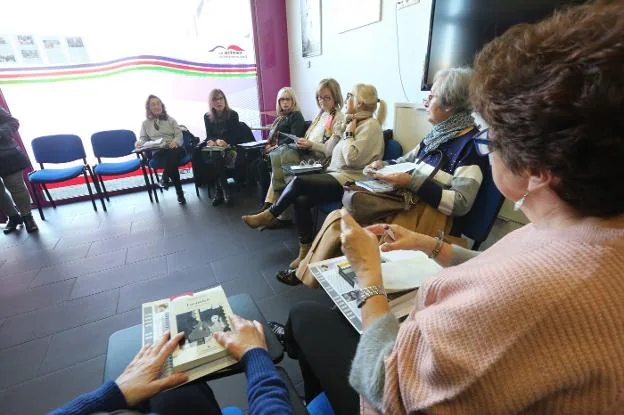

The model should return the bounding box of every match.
[356,285,387,308]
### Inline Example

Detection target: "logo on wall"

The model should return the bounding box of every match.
[209,45,248,60]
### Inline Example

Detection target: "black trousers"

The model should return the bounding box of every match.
[152,147,186,194]
[194,150,246,187]
[147,381,222,415]
[270,174,344,243]
[286,302,360,415]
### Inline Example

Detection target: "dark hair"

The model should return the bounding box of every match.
[471,0,624,217]
[207,88,231,122]
[145,95,168,120]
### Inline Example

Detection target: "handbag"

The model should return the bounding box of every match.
[342,150,447,225]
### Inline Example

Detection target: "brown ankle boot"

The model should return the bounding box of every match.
[241,209,278,229]
[289,242,311,269]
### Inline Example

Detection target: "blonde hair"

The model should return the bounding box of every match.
[315,78,343,110]
[275,87,300,116]
[352,83,387,125]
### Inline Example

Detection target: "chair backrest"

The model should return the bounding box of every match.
[450,160,505,249]
[237,121,255,142]
[91,130,137,159]
[31,134,86,164]
[383,139,403,161]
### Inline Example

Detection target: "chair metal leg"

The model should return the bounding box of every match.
[195,181,200,198]
[147,167,159,203]
[139,164,154,203]
[31,182,45,220]
[41,184,56,208]
[87,166,106,211]
[82,168,99,212]
[99,175,110,201]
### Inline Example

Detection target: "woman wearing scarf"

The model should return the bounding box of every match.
[242,83,386,270]
[275,67,487,286]
[259,78,346,228]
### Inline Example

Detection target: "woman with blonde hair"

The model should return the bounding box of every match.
[265,87,306,152]
[259,78,346,227]
[243,83,386,269]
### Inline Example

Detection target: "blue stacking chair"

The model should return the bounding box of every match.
[147,131,199,197]
[28,134,100,220]
[91,129,158,208]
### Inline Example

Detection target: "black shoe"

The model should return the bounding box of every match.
[276,268,302,286]
[212,188,224,206]
[158,173,170,190]
[3,215,23,234]
[177,193,186,204]
[220,179,232,206]
[267,321,287,347]
[22,214,38,233]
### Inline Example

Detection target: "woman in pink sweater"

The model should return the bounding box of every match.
[284,2,624,413]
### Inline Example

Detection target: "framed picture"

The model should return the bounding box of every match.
[301,0,322,57]
[338,0,382,33]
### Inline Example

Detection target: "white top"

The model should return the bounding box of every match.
[305,110,346,159]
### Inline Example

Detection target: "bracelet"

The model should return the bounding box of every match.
[429,231,444,259]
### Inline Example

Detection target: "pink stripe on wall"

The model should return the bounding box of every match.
[251,0,291,127]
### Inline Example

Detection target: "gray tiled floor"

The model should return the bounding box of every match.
[0,185,331,414]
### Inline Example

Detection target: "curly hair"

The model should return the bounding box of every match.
[471,0,624,217]
[145,94,168,120]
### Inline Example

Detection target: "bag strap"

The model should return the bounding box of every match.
[416,149,447,183]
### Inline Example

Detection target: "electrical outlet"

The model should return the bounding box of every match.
[396,0,419,10]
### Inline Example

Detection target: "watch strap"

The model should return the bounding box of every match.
[357,285,387,308]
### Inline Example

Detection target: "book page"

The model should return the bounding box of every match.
[374,162,419,175]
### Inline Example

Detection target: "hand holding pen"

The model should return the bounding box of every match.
[366,223,435,253]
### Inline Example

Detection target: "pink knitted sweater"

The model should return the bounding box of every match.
[373,221,624,414]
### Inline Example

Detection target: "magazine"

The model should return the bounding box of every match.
[308,250,442,333]
[141,286,237,381]
[354,178,395,193]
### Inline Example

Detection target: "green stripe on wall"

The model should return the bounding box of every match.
[0,65,257,84]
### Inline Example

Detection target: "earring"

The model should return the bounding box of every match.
[513,191,529,211]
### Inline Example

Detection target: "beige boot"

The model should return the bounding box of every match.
[289,242,312,269]
[242,209,278,229]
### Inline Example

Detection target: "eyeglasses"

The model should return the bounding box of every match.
[299,159,321,166]
[422,94,438,104]
[153,120,160,131]
[279,97,293,102]
[344,92,353,104]
[317,95,333,102]
[474,128,497,156]
[211,96,225,102]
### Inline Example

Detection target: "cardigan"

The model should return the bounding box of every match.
[48,348,293,415]
[305,110,346,160]
[138,116,183,148]
[350,219,624,413]
[326,117,384,185]
[268,111,306,146]
[203,109,242,145]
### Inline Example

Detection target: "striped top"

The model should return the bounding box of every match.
[350,219,624,413]
[391,127,486,216]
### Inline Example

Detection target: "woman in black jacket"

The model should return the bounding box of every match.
[198,89,246,206]
[0,107,37,234]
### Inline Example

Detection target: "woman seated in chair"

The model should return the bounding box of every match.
[197,88,246,206]
[135,95,186,204]
[280,3,624,413]
[261,78,346,228]
[242,83,386,270]
[277,67,488,286]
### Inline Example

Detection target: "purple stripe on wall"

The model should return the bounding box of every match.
[251,0,290,126]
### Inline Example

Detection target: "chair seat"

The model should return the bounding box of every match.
[319,201,342,214]
[94,159,141,176]
[29,165,85,183]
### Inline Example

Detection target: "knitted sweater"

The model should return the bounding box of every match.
[327,117,384,185]
[350,220,624,414]
[48,348,293,415]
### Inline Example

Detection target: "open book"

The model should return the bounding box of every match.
[141,286,237,382]
[139,138,168,150]
[308,250,442,333]
[354,178,395,193]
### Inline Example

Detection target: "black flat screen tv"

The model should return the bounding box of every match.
[421,0,585,90]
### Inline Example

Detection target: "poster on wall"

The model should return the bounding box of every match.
[0,35,17,64]
[337,0,381,33]
[66,36,88,63]
[15,34,43,64]
[42,37,67,64]
[301,0,321,57]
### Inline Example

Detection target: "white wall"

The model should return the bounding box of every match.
[286,0,433,128]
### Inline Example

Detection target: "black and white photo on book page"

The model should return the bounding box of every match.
[177,306,231,347]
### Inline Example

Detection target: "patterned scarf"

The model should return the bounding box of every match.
[422,111,475,152]
[344,111,374,137]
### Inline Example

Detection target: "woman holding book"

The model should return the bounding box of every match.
[135,95,186,204]
[281,3,624,413]
[242,83,386,270]
[196,89,246,206]
[276,67,488,286]
[49,315,294,415]
[259,79,346,227]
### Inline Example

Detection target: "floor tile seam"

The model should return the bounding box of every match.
[88,233,168,256]
[55,230,134,249]
[0,278,77,319]
[71,271,168,301]
[125,246,187,265]
[0,353,106,394]
[34,335,53,378]
[0,267,41,283]
[1,246,92,275]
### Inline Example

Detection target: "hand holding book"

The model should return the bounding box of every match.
[214,314,268,361]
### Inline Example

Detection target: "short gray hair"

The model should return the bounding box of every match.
[434,67,474,114]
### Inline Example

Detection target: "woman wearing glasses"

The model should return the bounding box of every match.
[259,79,346,227]
[198,89,246,206]
[243,83,386,270]
[135,95,186,204]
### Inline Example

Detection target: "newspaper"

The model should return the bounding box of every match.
[142,298,237,384]
[309,250,441,334]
